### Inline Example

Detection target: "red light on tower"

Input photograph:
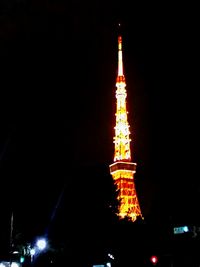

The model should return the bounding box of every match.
[150,255,158,265]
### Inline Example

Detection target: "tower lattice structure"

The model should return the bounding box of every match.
[109,36,142,222]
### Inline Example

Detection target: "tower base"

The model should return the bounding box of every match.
[109,161,142,222]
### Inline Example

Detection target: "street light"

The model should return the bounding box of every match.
[29,237,48,263]
[36,238,47,251]
[30,248,35,256]
[30,248,36,262]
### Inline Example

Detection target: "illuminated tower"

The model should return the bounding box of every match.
[109,35,142,222]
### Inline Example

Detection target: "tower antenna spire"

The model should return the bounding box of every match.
[117,22,122,39]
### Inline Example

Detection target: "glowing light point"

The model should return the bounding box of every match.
[20,256,25,263]
[150,256,158,265]
[36,238,47,250]
[30,248,36,255]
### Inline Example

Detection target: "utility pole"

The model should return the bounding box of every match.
[9,212,14,267]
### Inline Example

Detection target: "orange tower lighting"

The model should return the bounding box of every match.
[109,35,143,222]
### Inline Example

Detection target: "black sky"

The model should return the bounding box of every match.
[0,0,200,253]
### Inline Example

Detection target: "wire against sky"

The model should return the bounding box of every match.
[45,182,67,235]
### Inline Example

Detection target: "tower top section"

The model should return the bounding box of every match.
[116,36,126,84]
[113,35,131,162]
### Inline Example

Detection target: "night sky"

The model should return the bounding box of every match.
[0,0,200,254]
